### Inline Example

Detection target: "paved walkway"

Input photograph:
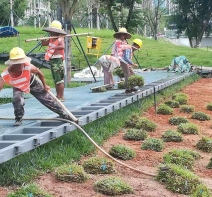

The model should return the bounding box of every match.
[0,71,176,134]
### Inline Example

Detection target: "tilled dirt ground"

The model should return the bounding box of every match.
[1,78,212,197]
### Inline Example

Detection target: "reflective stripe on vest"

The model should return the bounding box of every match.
[1,63,31,93]
[45,37,64,61]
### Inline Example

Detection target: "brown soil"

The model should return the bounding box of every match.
[2,78,212,197]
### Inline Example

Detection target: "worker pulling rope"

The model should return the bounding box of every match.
[0,116,156,177]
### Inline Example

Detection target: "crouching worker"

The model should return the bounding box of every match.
[96,55,120,89]
[122,38,142,94]
[0,47,74,126]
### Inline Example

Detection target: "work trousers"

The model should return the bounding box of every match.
[120,62,135,90]
[12,76,67,119]
[102,66,113,85]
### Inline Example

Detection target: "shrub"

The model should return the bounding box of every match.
[92,87,107,93]
[169,116,189,125]
[206,102,212,111]
[7,184,52,197]
[172,93,188,105]
[94,177,134,196]
[177,123,199,134]
[163,149,200,170]
[207,158,212,169]
[55,163,89,183]
[191,184,212,197]
[162,130,183,142]
[164,100,180,108]
[134,117,157,132]
[128,75,144,89]
[115,68,124,78]
[196,137,212,153]
[157,104,173,115]
[156,164,200,195]
[123,129,148,141]
[82,157,115,174]
[118,81,125,89]
[109,145,136,160]
[191,112,210,121]
[180,105,195,113]
[141,138,164,152]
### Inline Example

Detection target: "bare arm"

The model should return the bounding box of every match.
[0,77,5,91]
[30,65,50,91]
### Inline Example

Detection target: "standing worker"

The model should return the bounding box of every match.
[0,47,74,126]
[122,38,142,94]
[96,55,120,89]
[42,20,66,102]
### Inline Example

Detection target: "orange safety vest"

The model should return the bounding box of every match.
[45,37,65,61]
[1,62,31,93]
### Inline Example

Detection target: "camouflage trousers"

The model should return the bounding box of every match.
[13,75,67,119]
[49,58,64,85]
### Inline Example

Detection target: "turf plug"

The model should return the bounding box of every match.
[141,138,164,152]
[55,163,89,183]
[180,105,195,113]
[172,93,188,104]
[164,100,180,108]
[128,75,144,89]
[177,123,199,134]
[190,184,212,197]
[191,112,210,121]
[196,137,212,153]
[123,128,148,141]
[169,116,189,125]
[109,145,136,160]
[94,176,134,196]
[157,104,173,115]
[82,157,115,174]
[135,117,157,131]
[162,130,183,142]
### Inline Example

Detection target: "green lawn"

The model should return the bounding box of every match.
[0,27,211,71]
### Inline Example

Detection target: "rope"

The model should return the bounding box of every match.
[0,117,156,177]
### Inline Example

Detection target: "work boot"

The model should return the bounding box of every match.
[14,118,22,126]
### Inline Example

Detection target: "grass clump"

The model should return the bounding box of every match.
[124,113,140,127]
[177,123,199,134]
[55,163,89,183]
[123,128,148,141]
[115,68,124,78]
[207,157,212,169]
[109,145,136,160]
[169,116,189,125]
[157,104,173,115]
[128,75,144,88]
[164,100,180,108]
[163,149,200,170]
[117,81,125,89]
[206,102,212,111]
[191,111,210,121]
[7,184,52,197]
[82,157,115,174]
[141,138,164,152]
[162,130,183,142]
[156,164,200,195]
[92,87,107,93]
[134,117,157,132]
[191,184,212,197]
[93,176,134,196]
[172,93,188,104]
[196,137,212,153]
[180,105,195,113]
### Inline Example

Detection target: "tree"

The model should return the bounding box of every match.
[0,0,27,26]
[167,0,212,47]
[99,0,142,33]
[142,0,167,40]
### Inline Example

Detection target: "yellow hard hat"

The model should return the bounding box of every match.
[133,38,142,48]
[9,47,26,60]
[50,20,62,29]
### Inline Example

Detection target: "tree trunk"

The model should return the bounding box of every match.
[125,0,135,29]
[106,0,118,31]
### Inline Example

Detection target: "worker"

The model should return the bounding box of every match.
[96,55,120,89]
[0,47,73,126]
[122,38,142,94]
[111,27,132,62]
[42,20,66,102]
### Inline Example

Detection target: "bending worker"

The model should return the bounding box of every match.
[122,38,142,94]
[42,20,66,102]
[0,47,73,126]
